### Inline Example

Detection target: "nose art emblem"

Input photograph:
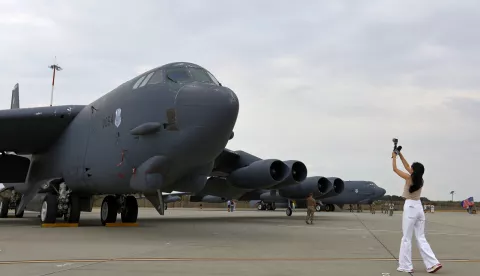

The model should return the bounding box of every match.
[115,108,122,127]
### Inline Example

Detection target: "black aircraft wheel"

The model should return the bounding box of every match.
[121,195,138,223]
[330,204,336,212]
[286,207,292,216]
[325,204,331,212]
[257,204,263,211]
[40,194,58,224]
[0,197,10,218]
[64,195,81,223]
[164,203,168,210]
[271,202,276,211]
[315,204,321,212]
[101,195,118,225]
[14,199,24,218]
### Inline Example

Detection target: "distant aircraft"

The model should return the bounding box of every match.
[0,62,244,225]
[254,180,385,212]
[191,180,385,215]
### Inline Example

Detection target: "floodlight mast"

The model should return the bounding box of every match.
[48,56,63,106]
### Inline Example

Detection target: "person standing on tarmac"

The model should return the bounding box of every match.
[392,150,442,273]
[306,193,316,224]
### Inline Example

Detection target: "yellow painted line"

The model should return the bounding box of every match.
[1,257,480,265]
[105,222,139,227]
[41,223,79,228]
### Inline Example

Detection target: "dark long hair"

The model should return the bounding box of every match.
[409,162,424,193]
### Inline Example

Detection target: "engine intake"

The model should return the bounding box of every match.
[318,177,345,198]
[328,177,345,195]
[271,160,308,189]
[227,159,289,189]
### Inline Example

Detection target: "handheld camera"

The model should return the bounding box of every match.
[392,138,402,157]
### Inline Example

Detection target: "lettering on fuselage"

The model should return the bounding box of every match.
[102,113,115,128]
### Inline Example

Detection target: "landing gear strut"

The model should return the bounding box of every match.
[0,190,24,218]
[100,194,138,225]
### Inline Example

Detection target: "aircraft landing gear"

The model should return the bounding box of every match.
[57,183,81,223]
[325,204,335,212]
[0,197,9,218]
[38,182,82,224]
[100,194,138,225]
[120,195,138,223]
[0,190,23,218]
[257,202,276,211]
[41,194,59,223]
[315,204,321,212]
[286,207,292,216]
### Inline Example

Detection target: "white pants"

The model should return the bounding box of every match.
[398,199,439,270]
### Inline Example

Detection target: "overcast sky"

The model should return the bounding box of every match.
[0,0,478,201]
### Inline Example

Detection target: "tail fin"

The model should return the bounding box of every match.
[11,83,19,109]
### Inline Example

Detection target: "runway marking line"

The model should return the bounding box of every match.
[277,225,480,237]
[41,223,79,228]
[1,257,480,265]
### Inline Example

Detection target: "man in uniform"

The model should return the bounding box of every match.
[306,193,316,224]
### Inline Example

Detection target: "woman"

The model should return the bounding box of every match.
[392,151,442,273]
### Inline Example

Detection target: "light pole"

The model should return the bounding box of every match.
[48,56,63,106]
[450,191,455,201]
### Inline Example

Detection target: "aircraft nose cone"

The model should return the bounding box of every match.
[378,188,386,197]
[176,83,239,107]
[175,83,239,129]
[173,83,239,161]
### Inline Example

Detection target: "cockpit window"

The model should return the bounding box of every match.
[166,68,192,83]
[189,68,214,83]
[165,67,222,86]
[206,71,221,86]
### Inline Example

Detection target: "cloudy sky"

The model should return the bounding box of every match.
[0,0,478,201]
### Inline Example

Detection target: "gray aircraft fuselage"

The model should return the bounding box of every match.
[3,62,239,213]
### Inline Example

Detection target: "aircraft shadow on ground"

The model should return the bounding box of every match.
[0,212,344,227]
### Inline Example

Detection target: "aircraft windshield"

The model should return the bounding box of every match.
[166,67,221,85]
[166,68,191,83]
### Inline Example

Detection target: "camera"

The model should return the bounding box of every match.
[392,138,402,157]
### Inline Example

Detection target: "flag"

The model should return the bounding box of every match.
[461,197,474,209]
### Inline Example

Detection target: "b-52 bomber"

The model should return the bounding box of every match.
[0,62,241,225]
[0,62,317,226]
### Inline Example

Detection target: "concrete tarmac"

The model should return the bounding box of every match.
[0,208,478,276]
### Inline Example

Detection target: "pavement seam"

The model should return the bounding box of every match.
[353,214,414,276]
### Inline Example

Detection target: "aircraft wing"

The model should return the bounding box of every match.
[211,148,241,177]
[0,105,85,154]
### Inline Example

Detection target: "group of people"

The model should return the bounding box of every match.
[226,200,236,212]
[424,204,435,213]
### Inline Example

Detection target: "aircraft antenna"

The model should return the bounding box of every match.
[48,56,63,106]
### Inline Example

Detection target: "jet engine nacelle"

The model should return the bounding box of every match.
[227,159,289,189]
[278,176,332,199]
[328,177,345,195]
[319,177,345,198]
[270,160,308,189]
